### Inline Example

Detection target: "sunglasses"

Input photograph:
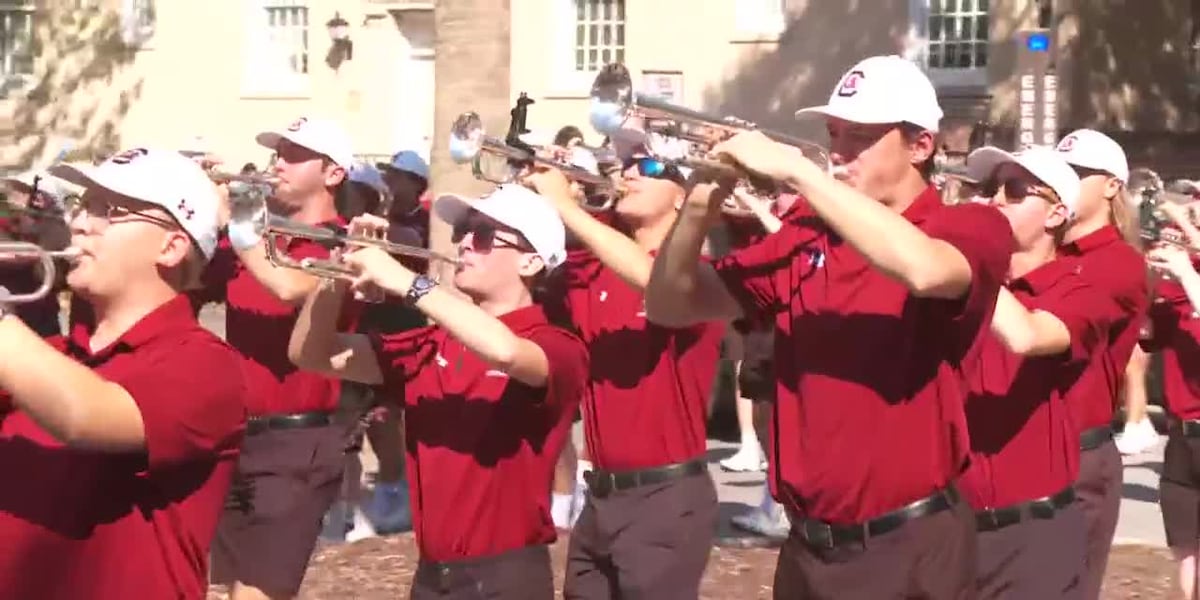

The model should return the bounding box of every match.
[623,156,681,181]
[979,177,1056,204]
[451,215,534,253]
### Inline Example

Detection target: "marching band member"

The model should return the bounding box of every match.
[1053,129,1149,599]
[960,146,1103,597]
[288,184,588,599]
[522,134,724,599]
[645,55,1014,598]
[0,148,247,599]
[1141,242,1200,600]
[200,117,361,600]
[0,172,72,337]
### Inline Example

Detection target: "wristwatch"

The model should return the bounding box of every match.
[404,274,438,306]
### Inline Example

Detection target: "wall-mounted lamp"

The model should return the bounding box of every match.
[326,12,353,69]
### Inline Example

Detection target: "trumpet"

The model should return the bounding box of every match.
[449,112,623,212]
[207,170,278,205]
[589,63,831,179]
[0,242,80,303]
[228,192,461,280]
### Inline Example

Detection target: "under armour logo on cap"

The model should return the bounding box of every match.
[110,148,150,164]
[1057,135,1077,152]
[836,70,865,98]
[177,199,194,220]
[287,117,308,132]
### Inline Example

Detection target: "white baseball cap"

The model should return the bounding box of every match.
[256,117,355,169]
[1055,129,1129,184]
[966,145,1082,218]
[377,150,430,180]
[433,184,567,270]
[347,162,390,200]
[795,55,944,133]
[49,148,223,259]
[2,171,74,211]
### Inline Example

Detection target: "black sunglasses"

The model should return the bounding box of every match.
[979,177,1055,203]
[623,156,682,181]
[451,215,534,253]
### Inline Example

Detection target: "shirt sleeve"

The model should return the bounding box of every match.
[1141,281,1187,352]
[712,223,797,319]
[122,338,247,471]
[368,326,439,400]
[525,325,589,416]
[1036,276,1119,362]
[920,203,1014,324]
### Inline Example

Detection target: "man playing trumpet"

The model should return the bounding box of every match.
[0,148,248,599]
[289,184,588,599]
[199,116,362,600]
[645,55,1014,598]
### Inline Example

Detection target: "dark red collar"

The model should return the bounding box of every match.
[899,185,943,225]
[1059,225,1122,257]
[1008,258,1082,295]
[67,294,198,360]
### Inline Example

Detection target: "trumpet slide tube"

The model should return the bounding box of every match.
[450,112,621,208]
[260,215,463,280]
[589,63,832,176]
[0,242,80,304]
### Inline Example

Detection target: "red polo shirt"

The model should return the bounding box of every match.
[369,304,588,561]
[549,248,724,471]
[1142,277,1200,420]
[713,186,1013,523]
[0,295,246,600]
[1058,225,1148,431]
[191,227,359,416]
[961,259,1113,510]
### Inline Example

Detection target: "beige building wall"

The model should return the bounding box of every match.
[1,0,436,171]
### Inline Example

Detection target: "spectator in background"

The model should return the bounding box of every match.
[554,125,586,148]
[352,149,434,537]
[241,162,258,175]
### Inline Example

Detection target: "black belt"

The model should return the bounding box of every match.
[1171,419,1200,438]
[1079,425,1113,451]
[583,458,706,499]
[975,486,1076,532]
[245,410,333,436]
[789,485,960,550]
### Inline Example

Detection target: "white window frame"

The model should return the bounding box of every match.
[0,1,34,88]
[733,0,786,41]
[242,0,311,97]
[550,0,625,95]
[907,0,989,88]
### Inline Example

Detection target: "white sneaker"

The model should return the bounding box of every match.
[1116,418,1160,455]
[345,506,378,543]
[720,443,766,473]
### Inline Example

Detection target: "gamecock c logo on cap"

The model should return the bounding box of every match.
[837,70,865,98]
[287,117,308,132]
[110,148,149,164]
[1057,135,1077,152]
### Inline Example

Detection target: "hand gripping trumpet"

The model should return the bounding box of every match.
[448,112,622,212]
[226,188,461,280]
[1133,169,1199,252]
[588,63,832,180]
[0,242,80,303]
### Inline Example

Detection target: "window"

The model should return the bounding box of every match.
[0,2,33,80]
[735,0,786,38]
[244,0,309,95]
[908,0,989,87]
[120,0,155,46]
[573,0,624,73]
